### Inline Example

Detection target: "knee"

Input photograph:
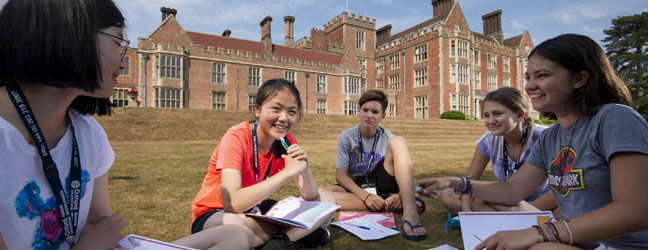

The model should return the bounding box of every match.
[439,189,460,211]
[319,191,337,204]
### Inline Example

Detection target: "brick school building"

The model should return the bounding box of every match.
[114,0,535,119]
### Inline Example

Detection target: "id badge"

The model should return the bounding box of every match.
[361,183,376,189]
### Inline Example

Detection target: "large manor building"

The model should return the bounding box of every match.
[114,0,535,119]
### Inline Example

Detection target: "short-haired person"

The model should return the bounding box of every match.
[175,79,335,250]
[438,87,551,224]
[319,90,427,241]
[0,0,128,249]
[418,34,648,249]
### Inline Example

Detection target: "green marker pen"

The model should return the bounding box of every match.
[280,137,290,150]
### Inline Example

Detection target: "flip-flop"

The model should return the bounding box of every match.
[415,197,426,213]
[444,212,461,232]
[401,219,427,241]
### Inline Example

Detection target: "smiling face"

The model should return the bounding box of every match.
[358,100,386,129]
[525,55,580,116]
[254,88,299,142]
[482,101,523,136]
[91,26,126,98]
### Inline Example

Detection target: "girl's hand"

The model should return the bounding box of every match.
[385,194,402,211]
[282,153,308,177]
[475,227,542,250]
[285,144,308,162]
[417,177,458,198]
[73,213,128,250]
[364,194,386,211]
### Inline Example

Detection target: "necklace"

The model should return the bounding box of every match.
[502,124,528,180]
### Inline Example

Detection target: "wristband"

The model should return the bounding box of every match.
[532,225,549,242]
[545,222,562,244]
[559,219,573,245]
[362,193,371,203]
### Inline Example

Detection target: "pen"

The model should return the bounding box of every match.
[473,234,484,243]
[349,224,370,230]
[280,137,290,150]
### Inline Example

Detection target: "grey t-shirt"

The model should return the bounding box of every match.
[336,126,395,179]
[527,104,648,248]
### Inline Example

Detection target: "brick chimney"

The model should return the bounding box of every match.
[431,0,454,18]
[160,7,177,22]
[222,29,231,37]
[376,25,392,46]
[482,10,503,44]
[284,16,295,46]
[260,16,273,56]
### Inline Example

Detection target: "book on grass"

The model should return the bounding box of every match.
[245,196,340,229]
[336,211,396,228]
[113,234,196,250]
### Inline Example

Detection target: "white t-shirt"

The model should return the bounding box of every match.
[0,109,114,250]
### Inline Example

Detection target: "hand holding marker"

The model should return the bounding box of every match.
[280,137,290,150]
[415,186,439,197]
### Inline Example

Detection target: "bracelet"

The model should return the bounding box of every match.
[362,193,371,203]
[559,219,573,245]
[545,222,563,244]
[532,225,549,242]
[454,177,472,195]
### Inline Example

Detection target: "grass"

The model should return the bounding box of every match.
[97,107,497,249]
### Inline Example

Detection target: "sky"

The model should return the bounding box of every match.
[2,0,647,48]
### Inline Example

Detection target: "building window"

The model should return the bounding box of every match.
[248,95,256,111]
[451,40,456,56]
[376,59,384,74]
[389,104,397,117]
[414,68,428,87]
[414,44,427,62]
[474,50,480,65]
[358,59,366,70]
[451,93,469,114]
[316,100,327,114]
[376,78,384,89]
[487,53,497,70]
[503,57,510,72]
[155,87,182,108]
[316,75,327,93]
[356,30,365,50]
[344,101,358,115]
[474,71,481,89]
[248,67,261,86]
[523,58,528,77]
[389,53,399,70]
[284,71,296,84]
[160,55,181,78]
[452,64,469,84]
[525,45,530,51]
[458,40,468,58]
[111,88,130,107]
[388,74,400,91]
[414,95,428,118]
[120,56,130,76]
[503,77,510,87]
[344,77,360,94]
[488,74,497,91]
[212,63,226,83]
[212,92,226,110]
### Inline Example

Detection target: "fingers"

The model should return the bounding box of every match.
[286,144,309,161]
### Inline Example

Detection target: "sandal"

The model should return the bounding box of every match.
[415,197,426,213]
[401,219,427,241]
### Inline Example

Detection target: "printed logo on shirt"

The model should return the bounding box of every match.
[548,147,584,197]
[14,170,89,249]
[348,147,383,175]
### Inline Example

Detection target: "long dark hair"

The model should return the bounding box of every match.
[484,87,533,127]
[0,0,125,115]
[529,34,632,116]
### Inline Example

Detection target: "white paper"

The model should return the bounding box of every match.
[459,211,553,250]
[364,187,377,195]
[331,217,399,240]
[113,234,197,250]
[428,244,460,250]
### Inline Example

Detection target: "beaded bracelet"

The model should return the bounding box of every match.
[559,219,573,245]
[532,225,549,242]
[545,222,563,244]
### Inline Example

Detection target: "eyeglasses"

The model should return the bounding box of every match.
[97,30,130,62]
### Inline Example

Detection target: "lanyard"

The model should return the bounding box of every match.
[357,125,382,174]
[6,85,80,246]
[251,121,272,183]
[502,125,528,180]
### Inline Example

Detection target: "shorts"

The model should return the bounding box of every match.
[191,199,278,234]
[342,160,399,199]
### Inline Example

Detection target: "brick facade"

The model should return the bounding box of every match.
[115,0,534,118]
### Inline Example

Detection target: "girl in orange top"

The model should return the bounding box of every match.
[173,79,334,250]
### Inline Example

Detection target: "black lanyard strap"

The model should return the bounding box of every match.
[502,125,528,180]
[251,121,272,183]
[6,85,80,246]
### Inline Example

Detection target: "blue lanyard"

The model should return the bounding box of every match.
[251,121,272,183]
[357,125,382,169]
[6,85,80,246]
[502,125,528,180]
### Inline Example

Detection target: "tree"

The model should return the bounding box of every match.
[602,12,648,120]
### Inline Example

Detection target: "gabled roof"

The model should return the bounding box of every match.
[503,34,523,47]
[186,31,344,65]
[378,14,448,46]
